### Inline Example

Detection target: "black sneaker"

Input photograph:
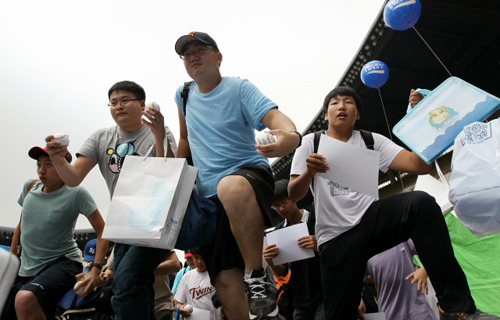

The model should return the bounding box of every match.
[244,268,278,320]
[439,307,500,320]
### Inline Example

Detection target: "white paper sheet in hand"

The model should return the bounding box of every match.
[266,223,315,265]
[317,134,380,198]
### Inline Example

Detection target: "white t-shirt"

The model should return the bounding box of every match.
[174,269,220,320]
[290,131,403,246]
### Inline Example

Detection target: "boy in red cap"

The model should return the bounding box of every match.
[2,146,108,320]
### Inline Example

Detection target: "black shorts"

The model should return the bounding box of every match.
[200,165,275,284]
[2,257,82,319]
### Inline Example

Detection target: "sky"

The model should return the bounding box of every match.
[0,0,384,229]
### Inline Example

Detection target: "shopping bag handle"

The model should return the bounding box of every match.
[143,137,170,162]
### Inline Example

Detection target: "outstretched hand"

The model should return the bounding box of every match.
[256,129,300,158]
[45,135,69,163]
[142,108,166,140]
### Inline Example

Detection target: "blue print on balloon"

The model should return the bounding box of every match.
[384,0,422,31]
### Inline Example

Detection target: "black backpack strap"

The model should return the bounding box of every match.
[313,130,325,154]
[180,81,193,116]
[359,129,400,186]
[311,130,326,193]
[359,129,374,150]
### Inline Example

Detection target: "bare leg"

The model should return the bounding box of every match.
[217,175,264,271]
[215,269,250,320]
[15,290,47,320]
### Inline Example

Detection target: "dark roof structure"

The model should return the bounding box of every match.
[272,0,500,184]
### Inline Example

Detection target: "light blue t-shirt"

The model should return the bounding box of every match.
[17,180,98,276]
[175,77,276,197]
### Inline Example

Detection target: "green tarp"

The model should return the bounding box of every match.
[444,211,500,315]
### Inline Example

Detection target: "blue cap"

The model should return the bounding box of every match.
[83,239,97,262]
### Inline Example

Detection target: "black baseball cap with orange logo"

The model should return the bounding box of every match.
[175,31,219,56]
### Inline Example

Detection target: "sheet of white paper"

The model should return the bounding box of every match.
[364,312,386,320]
[266,223,315,265]
[317,134,380,198]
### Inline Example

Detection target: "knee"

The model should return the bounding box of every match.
[15,290,39,314]
[410,191,439,209]
[217,176,253,204]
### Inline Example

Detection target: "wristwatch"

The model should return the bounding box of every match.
[89,262,103,270]
[290,130,302,148]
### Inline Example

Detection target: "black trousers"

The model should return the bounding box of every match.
[319,191,476,319]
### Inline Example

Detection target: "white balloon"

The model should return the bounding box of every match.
[53,133,70,147]
[146,101,161,111]
[255,131,277,145]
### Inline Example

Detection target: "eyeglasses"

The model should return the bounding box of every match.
[271,198,290,210]
[180,45,213,61]
[108,98,141,108]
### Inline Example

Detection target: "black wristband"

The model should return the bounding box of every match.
[89,262,103,270]
[290,130,302,148]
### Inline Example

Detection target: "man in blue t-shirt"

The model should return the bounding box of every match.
[174,31,301,320]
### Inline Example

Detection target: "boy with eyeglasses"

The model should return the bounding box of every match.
[45,80,177,320]
[263,179,324,320]
[288,86,498,320]
[174,31,301,320]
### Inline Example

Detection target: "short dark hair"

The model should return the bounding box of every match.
[108,81,146,101]
[322,86,363,115]
[273,179,289,202]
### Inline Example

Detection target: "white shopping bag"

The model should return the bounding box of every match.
[0,250,19,315]
[414,162,453,215]
[103,156,198,249]
[449,119,500,237]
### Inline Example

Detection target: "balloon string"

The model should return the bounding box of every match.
[377,88,405,191]
[412,26,453,77]
[377,88,393,141]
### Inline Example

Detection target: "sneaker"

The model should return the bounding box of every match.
[439,307,500,320]
[244,268,278,320]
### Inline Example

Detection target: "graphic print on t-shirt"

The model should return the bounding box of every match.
[327,181,355,197]
[106,142,137,174]
[189,285,216,300]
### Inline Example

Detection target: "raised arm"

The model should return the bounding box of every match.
[257,109,300,158]
[389,149,431,175]
[45,135,97,187]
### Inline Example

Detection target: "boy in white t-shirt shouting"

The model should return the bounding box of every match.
[174,248,220,320]
[289,86,497,320]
